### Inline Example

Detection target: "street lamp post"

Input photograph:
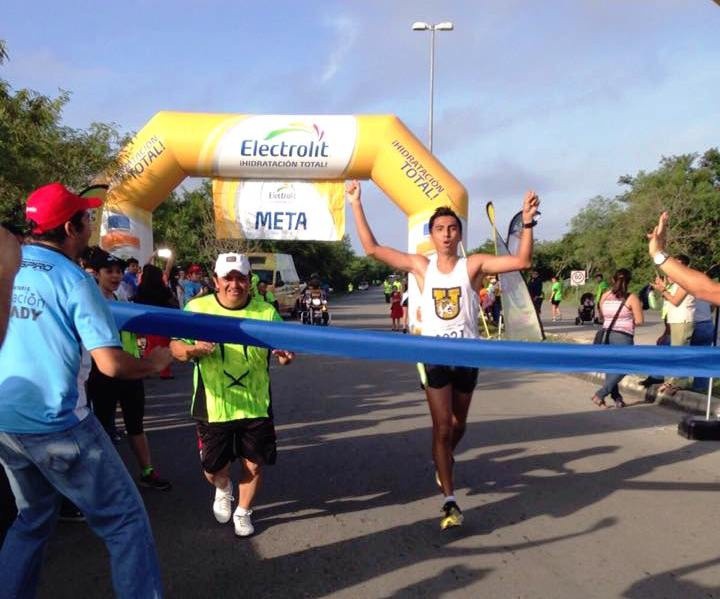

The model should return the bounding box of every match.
[411,21,454,152]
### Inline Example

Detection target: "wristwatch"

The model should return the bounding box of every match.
[522,220,537,229]
[653,251,669,266]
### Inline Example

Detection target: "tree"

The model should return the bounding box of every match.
[0,41,124,227]
[566,195,623,277]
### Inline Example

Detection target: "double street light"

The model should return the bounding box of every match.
[411,21,454,152]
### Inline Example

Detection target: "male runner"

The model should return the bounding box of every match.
[346,180,539,529]
[170,253,294,537]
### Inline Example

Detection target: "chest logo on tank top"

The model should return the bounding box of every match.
[432,287,461,320]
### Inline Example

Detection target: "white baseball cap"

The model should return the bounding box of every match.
[214,253,251,278]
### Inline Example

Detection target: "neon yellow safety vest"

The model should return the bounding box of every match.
[181,293,281,422]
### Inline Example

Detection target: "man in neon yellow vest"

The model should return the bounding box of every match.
[383,278,392,303]
[170,253,294,538]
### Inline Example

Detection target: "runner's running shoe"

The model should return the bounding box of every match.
[213,485,234,524]
[139,470,172,491]
[233,507,254,537]
[440,501,463,530]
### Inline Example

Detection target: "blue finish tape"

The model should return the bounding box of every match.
[110,303,720,377]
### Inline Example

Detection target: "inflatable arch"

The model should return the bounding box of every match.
[95,112,468,262]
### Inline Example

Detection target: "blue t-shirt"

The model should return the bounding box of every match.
[121,271,138,298]
[180,280,202,306]
[0,244,121,433]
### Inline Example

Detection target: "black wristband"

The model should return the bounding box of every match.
[522,220,537,229]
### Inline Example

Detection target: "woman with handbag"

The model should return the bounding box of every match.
[591,268,644,408]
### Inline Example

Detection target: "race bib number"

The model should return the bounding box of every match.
[435,325,465,339]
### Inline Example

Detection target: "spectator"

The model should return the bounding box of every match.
[135,263,178,379]
[0,182,172,597]
[121,257,140,300]
[383,278,392,303]
[649,212,720,305]
[487,277,502,325]
[549,275,563,321]
[591,269,644,408]
[390,285,403,331]
[652,255,695,395]
[689,298,715,392]
[594,273,610,306]
[527,270,544,315]
[652,256,715,394]
[180,264,205,306]
[175,267,186,306]
[256,280,280,311]
[88,249,172,491]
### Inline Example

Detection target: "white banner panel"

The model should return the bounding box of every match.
[212,115,357,179]
[213,179,345,241]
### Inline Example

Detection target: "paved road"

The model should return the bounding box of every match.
[37,288,720,598]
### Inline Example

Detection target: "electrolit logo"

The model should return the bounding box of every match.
[267,183,296,201]
[240,122,329,159]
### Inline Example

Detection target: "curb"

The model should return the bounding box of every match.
[548,333,718,416]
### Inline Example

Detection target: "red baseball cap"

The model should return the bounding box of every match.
[187,264,203,274]
[25,183,103,234]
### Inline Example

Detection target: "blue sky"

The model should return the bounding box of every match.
[3,0,720,251]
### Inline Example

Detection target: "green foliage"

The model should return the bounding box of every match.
[540,149,720,291]
[532,239,573,279]
[0,41,123,228]
[467,238,495,255]
[151,180,223,268]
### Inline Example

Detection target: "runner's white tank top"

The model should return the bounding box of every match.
[420,255,479,339]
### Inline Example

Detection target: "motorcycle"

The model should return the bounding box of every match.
[300,292,330,326]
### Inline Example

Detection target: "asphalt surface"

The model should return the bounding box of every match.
[35,287,720,598]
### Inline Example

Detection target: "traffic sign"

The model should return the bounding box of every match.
[570,270,586,287]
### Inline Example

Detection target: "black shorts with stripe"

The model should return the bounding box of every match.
[196,418,277,473]
[423,364,479,393]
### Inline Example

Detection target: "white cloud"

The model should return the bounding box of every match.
[320,16,358,84]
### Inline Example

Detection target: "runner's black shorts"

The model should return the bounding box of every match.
[551,299,561,306]
[423,364,479,393]
[196,418,277,473]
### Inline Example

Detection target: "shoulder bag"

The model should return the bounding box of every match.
[593,295,627,345]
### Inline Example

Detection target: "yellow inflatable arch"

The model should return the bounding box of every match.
[96,112,467,262]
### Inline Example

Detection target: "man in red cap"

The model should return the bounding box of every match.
[179,263,205,307]
[0,182,173,597]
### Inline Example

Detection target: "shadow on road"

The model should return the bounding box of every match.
[36,354,720,597]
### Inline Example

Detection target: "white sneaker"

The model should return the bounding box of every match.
[212,484,234,524]
[233,507,254,537]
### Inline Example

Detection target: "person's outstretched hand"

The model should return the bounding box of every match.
[272,349,295,365]
[345,180,361,205]
[522,190,540,224]
[648,211,668,256]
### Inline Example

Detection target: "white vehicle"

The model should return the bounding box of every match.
[247,253,301,317]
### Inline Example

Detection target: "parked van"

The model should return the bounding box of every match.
[247,253,301,317]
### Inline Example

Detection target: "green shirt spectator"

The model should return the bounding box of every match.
[594,275,610,305]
